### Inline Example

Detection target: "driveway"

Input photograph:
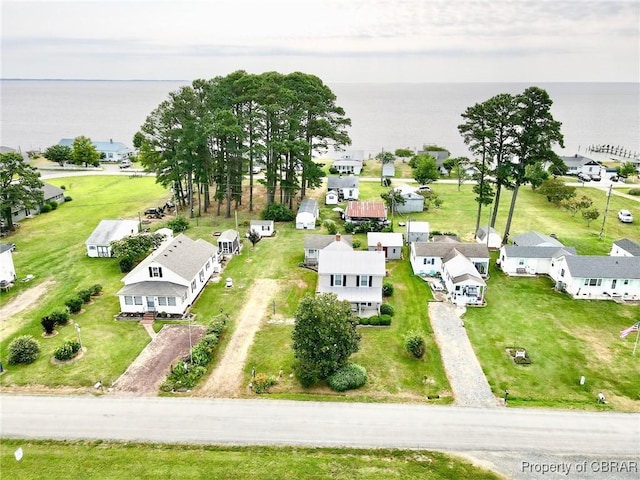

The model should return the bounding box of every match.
[428,302,500,408]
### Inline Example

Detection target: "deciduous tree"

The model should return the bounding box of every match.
[0,152,44,230]
[71,136,100,167]
[43,144,73,166]
[291,293,360,386]
[411,154,439,185]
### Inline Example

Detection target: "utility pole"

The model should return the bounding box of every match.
[598,184,613,240]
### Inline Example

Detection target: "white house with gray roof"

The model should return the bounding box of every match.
[549,255,640,300]
[367,232,403,259]
[610,238,640,257]
[58,138,134,162]
[441,250,487,306]
[317,249,385,316]
[327,176,359,200]
[405,220,430,244]
[250,220,274,237]
[559,154,602,176]
[304,233,353,266]
[512,231,564,248]
[117,234,221,315]
[499,245,577,275]
[85,219,139,257]
[296,199,319,229]
[0,243,17,284]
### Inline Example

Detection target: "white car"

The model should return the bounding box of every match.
[617,210,633,223]
[415,185,432,193]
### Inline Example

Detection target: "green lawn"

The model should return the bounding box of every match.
[1,174,638,411]
[0,440,501,480]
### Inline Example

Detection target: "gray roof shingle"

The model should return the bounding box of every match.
[564,255,640,279]
[613,238,640,256]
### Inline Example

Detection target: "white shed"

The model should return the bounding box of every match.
[405,221,430,244]
[476,226,502,250]
[296,199,319,229]
[85,219,139,258]
[325,190,339,205]
[250,220,275,237]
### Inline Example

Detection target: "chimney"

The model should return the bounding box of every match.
[335,233,341,242]
[376,241,383,251]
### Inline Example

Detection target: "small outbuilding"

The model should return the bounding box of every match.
[382,161,395,178]
[405,220,430,244]
[476,226,502,250]
[325,190,339,205]
[296,199,319,229]
[217,229,240,255]
[0,243,17,284]
[85,219,140,258]
[367,232,403,260]
[250,220,275,237]
[393,188,424,213]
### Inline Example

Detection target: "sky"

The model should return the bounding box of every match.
[1,0,639,82]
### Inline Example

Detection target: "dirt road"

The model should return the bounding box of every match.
[0,280,56,341]
[196,279,279,397]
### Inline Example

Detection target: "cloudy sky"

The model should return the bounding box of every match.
[2,0,638,82]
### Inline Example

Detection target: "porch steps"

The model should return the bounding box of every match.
[139,312,157,339]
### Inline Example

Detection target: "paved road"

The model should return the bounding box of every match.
[2,395,637,455]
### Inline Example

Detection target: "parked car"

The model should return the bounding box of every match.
[577,173,591,182]
[119,160,132,169]
[617,210,633,223]
[609,175,620,182]
[415,185,432,193]
[589,173,601,181]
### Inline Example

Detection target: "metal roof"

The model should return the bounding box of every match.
[345,201,387,219]
[85,219,139,246]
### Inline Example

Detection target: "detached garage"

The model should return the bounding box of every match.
[296,199,319,229]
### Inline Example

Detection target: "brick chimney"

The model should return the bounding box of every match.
[376,241,383,251]
[335,233,341,242]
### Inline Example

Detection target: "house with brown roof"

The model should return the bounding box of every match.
[344,201,388,226]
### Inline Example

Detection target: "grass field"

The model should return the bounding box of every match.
[1,173,638,410]
[0,439,501,480]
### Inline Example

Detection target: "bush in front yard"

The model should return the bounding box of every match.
[378,314,392,326]
[65,297,83,314]
[41,316,57,335]
[253,372,278,394]
[91,284,103,295]
[629,188,640,196]
[78,289,93,303]
[380,303,395,316]
[50,310,70,326]
[382,282,394,297]
[119,255,135,273]
[327,363,367,392]
[48,200,58,210]
[39,203,52,213]
[358,317,370,326]
[261,203,295,222]
[405,331,426,358]
[7,335,41,365]
[53,340,81,361]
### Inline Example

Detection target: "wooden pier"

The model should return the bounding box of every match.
[587,144,638,159]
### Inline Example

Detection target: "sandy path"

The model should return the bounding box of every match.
[196,279,279,397]
[0,280,56,341]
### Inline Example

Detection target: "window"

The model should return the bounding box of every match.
[359,275,369,287]
[560,269,565,277]
[206,260,211,270]
[149,266,163,278]
[199,270,205,282]
[158,297,167,306]
[623,279,629,285]
[133,296,143,305]
[586,278,602,286]
[334,275,343,286]
[518,259,525,266]
[191,280,196,292]
[168,297,176,306]
[423,258,434,265]
[89,246,96,250]
[124,296,133,305]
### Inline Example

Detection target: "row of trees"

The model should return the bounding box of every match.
[0,152,44,230]
[458,87,565,242]
[136,71,351,218]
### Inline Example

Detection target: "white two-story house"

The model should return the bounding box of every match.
[317,249,386,316]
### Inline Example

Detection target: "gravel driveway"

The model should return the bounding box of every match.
[428,302,500,408]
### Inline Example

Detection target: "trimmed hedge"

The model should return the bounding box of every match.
[7,335,41,365]
[380,303,395,316]
[327,363,367,392]
[53,340,81,361]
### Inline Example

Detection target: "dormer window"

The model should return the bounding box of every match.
[149,266,163,278]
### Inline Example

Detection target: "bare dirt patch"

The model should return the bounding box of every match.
[110,324,206,396]
[195,279,280,398]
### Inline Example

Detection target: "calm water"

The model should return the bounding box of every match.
[1,80,638,159]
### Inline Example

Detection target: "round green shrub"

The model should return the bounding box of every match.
[352,239,361,248]
[378,314,392,326]
[39,203,52,213]
[50,310,70,326]
[329,166,339,174]
[48,200,58,210]
[64,196,73,202]
[405,332,426,358]
[369,315,380,326]
[380,303,395,316]
[167,216,190,232]
[7,335,41,365]
[382,282,394,297]
[628,188,640,196]
[78,289,93,303]
[53,340,81,361]
[323,219,337,235]
[91,284,103,295]
[358,317,370,326]
[327,363,367,392]
[65,297,83,314]
[41,316,57,334]
[344,222,355,234]
[119,256,134,273]
[261,203,295,222]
